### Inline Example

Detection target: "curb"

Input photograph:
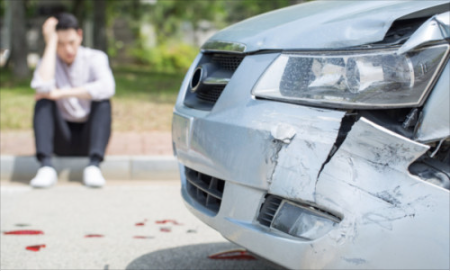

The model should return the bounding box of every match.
[0,155,179,181]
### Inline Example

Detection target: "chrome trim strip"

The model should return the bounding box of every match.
[201,40,247,54]
[203,77,230,85]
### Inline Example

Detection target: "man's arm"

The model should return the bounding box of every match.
[81,52,115,101]
[37,17,58,82]
[36,52,114,101]
[35,87,92,101]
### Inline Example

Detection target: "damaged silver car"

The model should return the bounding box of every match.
[172,0,450,269]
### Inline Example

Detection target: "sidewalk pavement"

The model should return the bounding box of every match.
[1,131,173,156]
[0,131,179,181]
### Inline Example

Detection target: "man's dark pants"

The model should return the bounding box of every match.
[33,99,111,167]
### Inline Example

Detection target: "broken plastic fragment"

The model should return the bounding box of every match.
[208,249,257,260]
[397,12,450,55]
[85,234,104,238]
[133,236,154,239]
[26,244,46,252]
[271,124,297,143]
[4,230,43,235]
[155,219,183,225]
[160,227,171,232]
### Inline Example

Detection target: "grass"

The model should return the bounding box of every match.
[0,67,185,132]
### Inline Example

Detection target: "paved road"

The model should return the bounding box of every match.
[1,180,276,269]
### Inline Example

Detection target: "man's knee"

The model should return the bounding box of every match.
[35,98,55,110]
[34,99,56,120]
[91,100,111,111]
[91,100,111,115]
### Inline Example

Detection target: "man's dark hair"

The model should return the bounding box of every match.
[55,13,79,30]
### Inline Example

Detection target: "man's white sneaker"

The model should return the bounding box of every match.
[30,166,58,188]
[83,166,106,188]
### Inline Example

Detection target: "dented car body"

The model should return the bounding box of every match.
[172,1,450,269]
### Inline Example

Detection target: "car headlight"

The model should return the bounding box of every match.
[253,44,449,109]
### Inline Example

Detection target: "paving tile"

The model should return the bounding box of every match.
[0,131,173,156]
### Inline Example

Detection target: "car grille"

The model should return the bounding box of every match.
[211,54,245,71]
[185,167,225,214]
[184,53,245,110]
[257,195,283,227]
[196,85,226,104]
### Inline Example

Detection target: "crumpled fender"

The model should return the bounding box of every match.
[205,1,449,52]
[311,118,449,269]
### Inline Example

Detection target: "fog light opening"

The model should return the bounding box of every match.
[271,201,341,240]
[190,67,203,92]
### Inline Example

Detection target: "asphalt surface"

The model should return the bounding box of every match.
[0,180,276,269]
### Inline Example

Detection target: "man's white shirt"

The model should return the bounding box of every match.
[31,46,115,122]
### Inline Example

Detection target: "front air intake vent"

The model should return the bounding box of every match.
[185,167,225,214]
[257,195,283,227]
[184,53,245,111]
[196,85,226,104]
[211,54,245,71]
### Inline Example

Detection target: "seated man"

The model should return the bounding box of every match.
[30,13,115,188]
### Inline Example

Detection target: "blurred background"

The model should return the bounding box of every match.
[0,0,308,152]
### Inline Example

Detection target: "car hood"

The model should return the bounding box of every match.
[204,0,449,53]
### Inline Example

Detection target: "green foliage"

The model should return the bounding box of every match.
[112,66,185,99]
[224,0,294,23]
[142,0,226,45]
[130,42,198,73]
[0,0,5,17]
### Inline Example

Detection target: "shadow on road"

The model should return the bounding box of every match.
[126,242,282,270]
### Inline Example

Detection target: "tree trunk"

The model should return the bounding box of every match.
[10,0,29,78]
[72,0,85,26]
[93,0,107,54]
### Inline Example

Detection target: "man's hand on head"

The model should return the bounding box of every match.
[42,17,58,44]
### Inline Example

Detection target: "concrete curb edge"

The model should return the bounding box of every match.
[0,155,179,181]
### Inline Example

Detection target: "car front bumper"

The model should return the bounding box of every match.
[172,53,450,269]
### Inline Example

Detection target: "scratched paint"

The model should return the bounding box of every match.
[268,112,344,202]
[415,63,450,143]
[270,124,297,144]
[314,118,449,269]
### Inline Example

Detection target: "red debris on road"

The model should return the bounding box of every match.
[133,236,154,239]
[85,234,104,238]
[160,227,171,232]
[135,219,148,226]
[208,249,257,260]
[4,230,44,235]
[155,219,183,225]
[26,244,46,252]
